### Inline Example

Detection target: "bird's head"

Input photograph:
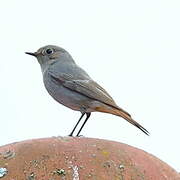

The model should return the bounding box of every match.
[25,45,74,66]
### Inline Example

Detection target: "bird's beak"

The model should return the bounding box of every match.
[25,52,37,57]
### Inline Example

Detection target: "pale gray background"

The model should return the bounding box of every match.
[0,0,180,172]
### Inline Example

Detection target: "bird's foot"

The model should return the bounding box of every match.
[76,134,84,137]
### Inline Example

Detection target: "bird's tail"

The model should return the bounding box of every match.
[95,105,149,135]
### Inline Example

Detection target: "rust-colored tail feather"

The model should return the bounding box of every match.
[95,106,149,136]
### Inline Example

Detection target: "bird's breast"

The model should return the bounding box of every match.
[42,71,92,112]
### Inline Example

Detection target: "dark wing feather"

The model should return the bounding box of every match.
[64,79,116,105]
[49,72,131,116]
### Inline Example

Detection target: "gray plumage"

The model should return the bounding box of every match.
[26,45,149,136]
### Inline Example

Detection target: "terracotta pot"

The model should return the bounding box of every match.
[0,137,179,180]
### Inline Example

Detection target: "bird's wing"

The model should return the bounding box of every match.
[49,72,131,116]
[65,79,116,105]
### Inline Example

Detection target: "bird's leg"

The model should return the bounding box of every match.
[69,113,85,136]
[76,113,91,137]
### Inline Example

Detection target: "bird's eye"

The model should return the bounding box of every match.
[45,48,54,55]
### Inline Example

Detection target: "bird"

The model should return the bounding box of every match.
[25,45,149,136]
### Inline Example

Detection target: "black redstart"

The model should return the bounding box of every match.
[26,45,149,136]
